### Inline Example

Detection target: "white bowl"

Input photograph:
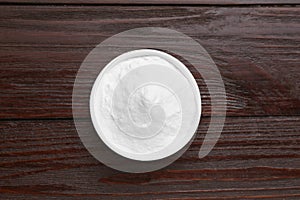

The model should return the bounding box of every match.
[90,49,201,161]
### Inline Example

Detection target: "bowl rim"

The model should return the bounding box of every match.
[89,49,202,161]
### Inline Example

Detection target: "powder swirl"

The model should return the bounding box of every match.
[95,56,182,154]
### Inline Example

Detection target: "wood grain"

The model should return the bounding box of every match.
[0,116,299,199]
[1,0,299,5]
[0,6,299,119]
[0,4,299,200]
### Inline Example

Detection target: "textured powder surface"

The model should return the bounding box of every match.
[94,56,184,154]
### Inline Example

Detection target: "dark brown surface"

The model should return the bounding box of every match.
[1,0,299,5]
[0,2,299,200]
[1,117,300,199]
[0,6,299,119]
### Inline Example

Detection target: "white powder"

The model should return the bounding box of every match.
[90,50,201,161]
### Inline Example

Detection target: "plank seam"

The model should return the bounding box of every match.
[0,2,299,7]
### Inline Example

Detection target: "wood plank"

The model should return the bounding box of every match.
[0,116,299,199]
[1,0,299,5]
[0,6,299,119]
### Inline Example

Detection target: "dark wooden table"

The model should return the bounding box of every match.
[0,0,299,199]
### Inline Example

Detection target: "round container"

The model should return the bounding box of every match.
[90,49,201,161]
